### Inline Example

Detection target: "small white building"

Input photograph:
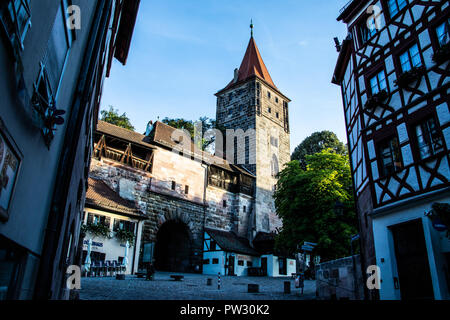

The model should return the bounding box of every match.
[202,228,296,277]
[82,178,147,275]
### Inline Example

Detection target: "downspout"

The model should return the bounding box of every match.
[201,163,208,273]
[131,220,140,274]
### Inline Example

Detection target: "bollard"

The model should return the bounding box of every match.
[218,272,221,290]
[284,281,291,294]
[248,284,259,293]
[207,278,212,286]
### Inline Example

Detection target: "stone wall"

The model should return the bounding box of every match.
[315,255,364,300]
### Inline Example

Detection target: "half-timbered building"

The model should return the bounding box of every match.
[333,0,450,300]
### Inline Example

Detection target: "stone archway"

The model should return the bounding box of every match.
[154,220,192,272]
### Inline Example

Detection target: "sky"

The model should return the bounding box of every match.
[100,0,351,153]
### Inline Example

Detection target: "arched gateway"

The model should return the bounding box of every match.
[154,220,192,272]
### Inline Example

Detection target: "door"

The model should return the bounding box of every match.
[228,256,235,276]
[391,219,434,300]
[279,257,287,275]
[261,257,267,276]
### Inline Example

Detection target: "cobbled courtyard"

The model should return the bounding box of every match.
[79,272,316,300]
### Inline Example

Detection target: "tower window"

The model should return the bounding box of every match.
[267,91,271,99]
[245,136,250,165]
[185,185,189,194]
[271,154,279,177]
[171,181,176,190]
[223,200,227,208]
[275,112,279,119]
[267,107,271,113]
[243,206,246,213]
[275,97,279,103]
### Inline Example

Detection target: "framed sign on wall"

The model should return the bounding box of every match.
[0,118,22,222]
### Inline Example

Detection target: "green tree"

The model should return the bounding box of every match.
[100,106,135,131]
[274,149,358,261]
[291,131,347,169]
[161,116,217,151]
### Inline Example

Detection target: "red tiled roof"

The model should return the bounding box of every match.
[220,37,277,92]
[85,178,146,219]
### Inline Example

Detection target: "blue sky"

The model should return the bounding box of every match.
[101,0,350,152]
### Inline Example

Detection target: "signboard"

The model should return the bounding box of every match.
[303,242,317,247]
[301,245,314,252]
[351,234,360,242]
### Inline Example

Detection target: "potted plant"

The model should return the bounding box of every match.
[395,66,425,88]
[433,42,450,65]
[364,90,388,110]
[81,223,112,239]
[115,228,135,245]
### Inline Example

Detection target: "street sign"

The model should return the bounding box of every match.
[351,234,360,242]
[301,245,314,252]
[303,242,317,247]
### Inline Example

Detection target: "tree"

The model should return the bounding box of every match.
[274,149,358,261]
[100,106,135,131]
[291,131,347,169]
[161,117,217,151]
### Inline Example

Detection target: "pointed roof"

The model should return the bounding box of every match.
[218,36,278,94]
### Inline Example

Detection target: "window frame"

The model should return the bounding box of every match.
[398,43,422,73]
[411,115,445,162]
[368,68,388,96]
[0,117,23,222]
[385,0,408,20]
[376,135,403,178]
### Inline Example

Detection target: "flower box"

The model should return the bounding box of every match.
[364,90,388,110]
[395,66,425,88]
[433,42,450,65]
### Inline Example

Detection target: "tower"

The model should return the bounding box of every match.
[215,25,291,234]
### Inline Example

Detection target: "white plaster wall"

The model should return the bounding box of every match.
[372,194,450,300]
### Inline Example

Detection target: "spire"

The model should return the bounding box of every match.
[250,19,253,37]
[223,35,277,91]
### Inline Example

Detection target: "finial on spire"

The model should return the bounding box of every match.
[250,19,254,37]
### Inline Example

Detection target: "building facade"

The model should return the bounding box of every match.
[333,0,449,299]
[0,0,140,300]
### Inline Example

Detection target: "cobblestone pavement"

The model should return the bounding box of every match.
[80,272,316,300]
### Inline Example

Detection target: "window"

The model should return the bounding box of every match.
[247,261,253,267]
[171,181,176,190]
[268,107,271,113]
[387,0,407,18]
[238,260,244,266]
[234,136,238,165]
[370,70,387,95]
[270,137,278,148]
[243,206,246,213]
[212,258,219,264]
[414,117,444,160]
[223,200,227,208]
[359,18,377,45]
[271,154,279,177]
[378,136,402,176]
[267,91,271,99]
[203,259,210,265]
[113,219,135,233]
[185,185,189,194]
[436,18,450,47]
[275,97,279,103]
[0,123,21,221]
[0,0,32,49]
[399,44,422,72]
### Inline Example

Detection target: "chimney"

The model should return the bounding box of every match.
[233,68,239,83]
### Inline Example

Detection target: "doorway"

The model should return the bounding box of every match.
[261,257,267,276]
[154,221,191,272]
[391,219,434,300]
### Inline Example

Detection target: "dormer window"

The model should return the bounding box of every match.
[387,0,407,19]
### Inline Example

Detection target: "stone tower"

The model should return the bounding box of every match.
[215,32,291,234]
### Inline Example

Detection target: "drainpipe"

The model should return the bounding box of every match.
[201,163,208,273]
[131,220,140,275]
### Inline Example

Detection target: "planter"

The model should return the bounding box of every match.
[395,66,425,88]
[433,43,450,65]
[364,90,388,110]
